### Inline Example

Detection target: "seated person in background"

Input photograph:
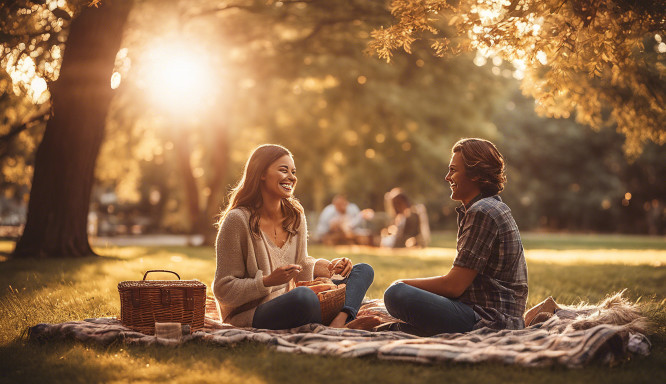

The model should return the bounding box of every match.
[315,195,362,245]
[380,188,422,248]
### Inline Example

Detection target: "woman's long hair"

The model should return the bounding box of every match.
[217,144,303,238]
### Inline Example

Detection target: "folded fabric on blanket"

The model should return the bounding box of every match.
[28,292,650,367]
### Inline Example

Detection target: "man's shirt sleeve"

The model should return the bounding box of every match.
[453,208,498,272]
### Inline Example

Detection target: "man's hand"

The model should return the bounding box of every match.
[263,264,302,287]
[328,257,352,277]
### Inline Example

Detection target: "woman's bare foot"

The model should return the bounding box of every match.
[328,311,349,328]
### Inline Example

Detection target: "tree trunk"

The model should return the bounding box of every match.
[13,0,132,259]
[201,123,228,245]
[174,129,201,235]
[175,124,229,246]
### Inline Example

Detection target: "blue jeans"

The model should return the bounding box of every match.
[383,282,477,336]
[252,263,374,329]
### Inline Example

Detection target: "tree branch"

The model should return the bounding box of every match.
[184,3,268,19]
[0,106,50,146]
[184,0,336,20]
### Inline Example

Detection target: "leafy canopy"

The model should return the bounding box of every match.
[370,0,666,156]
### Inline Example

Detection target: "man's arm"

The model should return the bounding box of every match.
[400,266,478,298]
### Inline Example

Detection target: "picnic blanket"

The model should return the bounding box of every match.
[28,292,651,367]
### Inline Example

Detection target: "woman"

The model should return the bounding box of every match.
[213,144,374,329]
[382,138,528,336]
[380,188,421,248]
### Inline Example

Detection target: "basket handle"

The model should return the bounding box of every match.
[143,270,181,281]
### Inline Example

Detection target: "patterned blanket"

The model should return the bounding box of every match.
[28,293,651,367]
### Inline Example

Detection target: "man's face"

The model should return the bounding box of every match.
[445,151,481,205]
[333,197,348,214]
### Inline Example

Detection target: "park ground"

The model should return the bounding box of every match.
[0,231,665,383]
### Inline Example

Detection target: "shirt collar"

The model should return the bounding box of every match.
[455,194,502,218]
[464,194,485,210]
[454,194,478,227]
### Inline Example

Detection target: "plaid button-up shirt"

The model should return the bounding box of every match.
[453,195,528,330]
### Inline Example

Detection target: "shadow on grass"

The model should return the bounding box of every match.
[1,336,664,384]
[0,340,123,383]
[0,254,131,292]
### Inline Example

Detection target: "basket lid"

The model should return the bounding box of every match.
[118,279,206,290]
[118,270,206,290]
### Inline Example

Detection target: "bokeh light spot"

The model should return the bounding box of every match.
[110,72,121,89]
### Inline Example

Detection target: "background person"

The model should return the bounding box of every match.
[315,194,363,245]
[380,188,422,248]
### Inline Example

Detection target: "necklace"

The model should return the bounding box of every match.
[274,224,285,247]
[261,215,285,247]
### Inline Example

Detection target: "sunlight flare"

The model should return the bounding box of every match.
[143,42,216,115]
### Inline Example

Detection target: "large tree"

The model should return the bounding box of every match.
[12,0,132,258]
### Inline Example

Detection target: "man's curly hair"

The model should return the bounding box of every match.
[452,138,507,196]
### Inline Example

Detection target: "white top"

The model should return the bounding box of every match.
[315,203,362,238]
[260,229,298,272]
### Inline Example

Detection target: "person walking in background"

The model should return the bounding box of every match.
[382,138,528,336]
[213,145,374,330]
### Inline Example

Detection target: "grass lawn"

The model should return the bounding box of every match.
[1,232,665,384]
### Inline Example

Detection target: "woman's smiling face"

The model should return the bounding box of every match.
[261,154,297,199]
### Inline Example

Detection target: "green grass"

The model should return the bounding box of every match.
[1,233,665,384]
[430,230,666,250]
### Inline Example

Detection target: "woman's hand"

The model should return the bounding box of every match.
[328,257,352,278]
[263,264,303,287]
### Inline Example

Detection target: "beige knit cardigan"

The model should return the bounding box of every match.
[212,207,324,327]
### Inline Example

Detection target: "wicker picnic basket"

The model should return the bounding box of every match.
[317,284,346,325]
[118,270,206,335]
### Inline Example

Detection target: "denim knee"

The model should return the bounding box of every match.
[383,282,409,310]
[352,263,374,283]
[291,287,321,321]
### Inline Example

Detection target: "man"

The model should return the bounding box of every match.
[382,138,528,336]
[315,195,362,245]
